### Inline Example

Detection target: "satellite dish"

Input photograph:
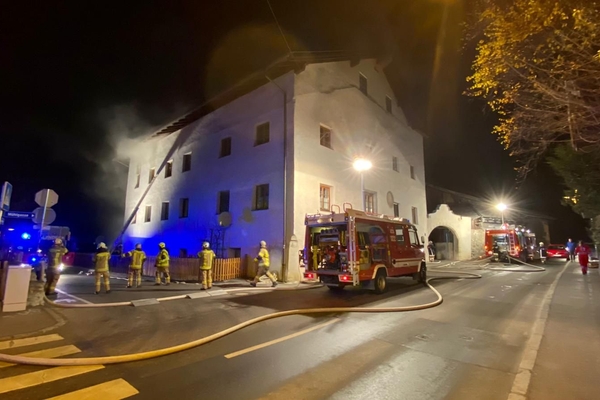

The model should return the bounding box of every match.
[218,212,232,228]
[386,191,394,207]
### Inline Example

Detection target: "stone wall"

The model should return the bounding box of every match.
[427,204,473,260]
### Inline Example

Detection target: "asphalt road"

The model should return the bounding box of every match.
[1,260,591,400]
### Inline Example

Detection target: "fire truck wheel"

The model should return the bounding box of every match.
[327,284,345,291]
[373,270,387,294]
[418,264,427,284]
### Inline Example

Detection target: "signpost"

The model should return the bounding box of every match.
[0,182,13,225]
[34,189,59,247]
[4,211,35,219]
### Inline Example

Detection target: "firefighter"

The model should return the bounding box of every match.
[575,240,591,275]
[93,242,111,294]
[154,242,170,285]
[250,240,277,287]
[198,241,216,290]
[44,238,68,296]
[123,243,146,288]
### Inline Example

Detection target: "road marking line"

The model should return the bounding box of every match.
[225,319,340,359]
[0,345,81,369]
[45,378,139,400]
[0,334,64,351]
[506,262,569,400]
[0,365,104,394]
[55,289,93,304]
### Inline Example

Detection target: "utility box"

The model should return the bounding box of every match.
[1,263,32,312]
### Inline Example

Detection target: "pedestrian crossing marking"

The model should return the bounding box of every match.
[0,334,64,351]
[0,345,81,369]
[0,365,104,394]
[45,378,139,399]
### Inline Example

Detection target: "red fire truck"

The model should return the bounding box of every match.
[485,227,539,262]
[302,207,426,293]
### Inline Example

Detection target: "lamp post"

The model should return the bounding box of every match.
[496,203,508,226]
[353,158,372,211]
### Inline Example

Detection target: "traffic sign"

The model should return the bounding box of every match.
[1,182,12,211]
[5,211,35,219]
[33,207,56,225]
[35,189,58,208]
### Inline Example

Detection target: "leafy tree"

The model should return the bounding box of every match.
[466,0,600,228]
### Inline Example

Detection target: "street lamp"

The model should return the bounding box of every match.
[353,158,372,211]
[496,203,508,225]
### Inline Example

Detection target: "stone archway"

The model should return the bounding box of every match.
[429,226,458,260]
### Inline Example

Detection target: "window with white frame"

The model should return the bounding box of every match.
[386,96,392,113]
[255,122,270,146]
[182,153,192,172]
[144,205,152,222]
[359,73,368,95]
[135,165,140,188]
[411,206,419,224]
[220,137,232,158]
[393,202,399,218]
[179,198,189,218]
[254,184,269,210]
[161,202,169,221]
[148,168,155,184]
[320,125,332,149]
[410,165,416,180]
[320,184,331,211]
[364,192,376,213]
[217,190,230,214]
[165,160,173,178]
[392,156,398,172]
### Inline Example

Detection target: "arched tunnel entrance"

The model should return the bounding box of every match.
[429,226,458,260]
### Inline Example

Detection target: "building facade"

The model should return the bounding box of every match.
[122,57,427,280]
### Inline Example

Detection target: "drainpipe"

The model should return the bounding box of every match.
[265,74,289,282]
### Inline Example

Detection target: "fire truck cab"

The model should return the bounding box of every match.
[303,207,426,294]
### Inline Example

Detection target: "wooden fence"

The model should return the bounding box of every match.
[70,253,246,282]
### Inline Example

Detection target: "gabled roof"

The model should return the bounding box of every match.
[150,50,367,138]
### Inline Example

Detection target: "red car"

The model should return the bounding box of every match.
[547,244,569,260]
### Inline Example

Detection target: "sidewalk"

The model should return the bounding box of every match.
[0,306,64,340]
[528,263,600,400]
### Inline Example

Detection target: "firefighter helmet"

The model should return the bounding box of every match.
[135,243,142,250]
[98,242,107,249]
[202,241,210,249]
[54,238,63,245]
[159,242,166,248]
[260,240,267,248]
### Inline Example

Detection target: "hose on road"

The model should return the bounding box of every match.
[1,270,482,366]
[44,282,322,308]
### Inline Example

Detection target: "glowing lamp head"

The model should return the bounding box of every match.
[496,203,508,212]
[353,158,372,172]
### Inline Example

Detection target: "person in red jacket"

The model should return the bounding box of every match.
[575,240,591,275]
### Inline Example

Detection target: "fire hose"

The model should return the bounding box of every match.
[0,262,545,366]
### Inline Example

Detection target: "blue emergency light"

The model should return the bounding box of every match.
[21,232,31,240]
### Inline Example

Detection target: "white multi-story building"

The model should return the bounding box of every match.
[123,54,427,281]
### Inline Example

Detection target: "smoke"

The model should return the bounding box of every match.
[86,104,186,244]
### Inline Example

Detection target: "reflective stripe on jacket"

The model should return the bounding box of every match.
[156,249,170,267]
[93,250,110,272]
[198,249,216,270]
[127,250,147,269]
[48,245,68,268]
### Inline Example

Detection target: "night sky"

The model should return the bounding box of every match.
[0,0,588,247]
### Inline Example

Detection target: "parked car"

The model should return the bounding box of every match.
[546,244,569,261]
